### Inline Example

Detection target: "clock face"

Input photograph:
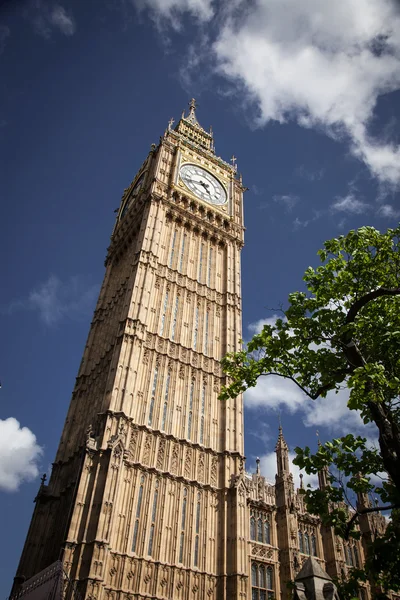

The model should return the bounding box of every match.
[180,164,227,206]
[120,173,145,219]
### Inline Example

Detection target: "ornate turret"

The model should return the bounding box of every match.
[174,98,214,152]
[276,424,290,477]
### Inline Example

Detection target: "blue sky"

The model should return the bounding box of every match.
[1,0,400,592]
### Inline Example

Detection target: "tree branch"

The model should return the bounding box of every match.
[344,504,400,539]
[345,287,400,326]
[260,368,351,400]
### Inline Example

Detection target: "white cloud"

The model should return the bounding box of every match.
[50,5,76,36]
[293,217,310,229]
[331,193,370,214]
[245,315,365,433]
[247,315,283,335]
[0,418,42,492]
[273,194,299,212]
[245,374,306,414]
[132,0,214,28]
[31,3,75,38]
[133,1,400,185]
[377,203,400,218]
[7,275,99,326]
[295,165,325,182]
[210,0,400,186]
[260,451,319,488]
[244,366,368,436]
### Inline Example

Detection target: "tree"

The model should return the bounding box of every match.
[220,225,400,593]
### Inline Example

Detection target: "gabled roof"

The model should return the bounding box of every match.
[295,557,332,582]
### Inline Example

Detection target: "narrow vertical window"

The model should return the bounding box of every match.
[198,243,204,282]
[194,493,201,567]
[257,518,263,542]
[148,481,159,556]
[179,234,186,272]
[304,532,310,555]
[179,488,188,563]
[148,368,158,426]
[207,247,213,286]
[160,292,169,336]
[266,567,273,598]
[353,544,359,568]
[346,545,353,566]
[204,311,209,355]
[298,531,304,553]
[132,476,145,552]
[252,563,258,586]
[161,372,170,430]
[169,230,177,268]
[264,520,271,544]
[171,296,179,340]
[199,384,206,444]
[187,380,194,439]
[259,565,266,588]
[250,516,256,541]
[311,533,317,556]
[193,307,199,350]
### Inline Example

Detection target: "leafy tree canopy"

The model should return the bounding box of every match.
[220,225,400,593]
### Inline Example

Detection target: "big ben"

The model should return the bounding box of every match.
[11,100,248,599]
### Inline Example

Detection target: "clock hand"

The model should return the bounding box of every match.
[201,183,211,196]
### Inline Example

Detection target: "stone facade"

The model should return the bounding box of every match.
[11,101,384,600]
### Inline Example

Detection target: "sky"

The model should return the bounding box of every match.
[0,0,400,593]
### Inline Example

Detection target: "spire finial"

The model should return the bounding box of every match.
[299,473,304,489]
[256,457,260,475]
[189,98,197,114]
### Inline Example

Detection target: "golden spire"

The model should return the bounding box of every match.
[184,97,201,128]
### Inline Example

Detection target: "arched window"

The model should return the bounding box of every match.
[250,517,256,541]
[304,532,310,555]
[148,368,158,426]
[346,545,353,566]
[207,247,213,286]
[171,296,179,340]
[251,561,274,600]
[259,565,266,588]
[298,531,304,553]
[179,488,188,563]
[194,493,201,567]
[311,533,317,557]
[264,520,271,545]
[148,480,159,556]
[266,566,273,591]
[160,292,169,336]
[198,243,204,282]
[161,372,170,431]
[193,307,199,350]
[257,518,263,543]
[353,544,360,568]
[252,563,258,586]
[187,380,194,439]
[204,311,209,355]
[169,230,177,268]
[179,233,186,272]
[200,384,206,444]
[132,475,145,553]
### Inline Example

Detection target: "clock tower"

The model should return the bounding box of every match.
[12,100,247,599]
